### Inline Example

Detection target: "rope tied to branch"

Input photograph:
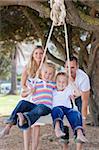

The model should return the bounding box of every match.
[50,0,66,26]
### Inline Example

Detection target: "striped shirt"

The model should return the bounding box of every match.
[27,78,56,109]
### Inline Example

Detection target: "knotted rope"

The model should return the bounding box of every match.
[36,0,67,74]
[50,0,71,77]
[50,0,79,109]
[33,1,79,109]
[50,0,66,26]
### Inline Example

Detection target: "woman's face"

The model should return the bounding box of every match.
[33,48,43,64]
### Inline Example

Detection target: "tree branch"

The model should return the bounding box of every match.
[65,1,99,31]
[76,0,99,12]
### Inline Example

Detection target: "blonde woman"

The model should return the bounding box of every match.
[21,45,44,150]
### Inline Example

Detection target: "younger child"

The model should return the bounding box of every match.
[0,62,56,137]
[51,72,87,143]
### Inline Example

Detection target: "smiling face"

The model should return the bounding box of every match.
[41,63,55,82]
[56,73,68,91]
[65,60,78,79]
[33,47,44,65]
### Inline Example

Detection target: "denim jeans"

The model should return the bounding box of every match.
[51,106,83,135]
[8,100,51,130]
[18,103,51,130]
[8,100,37,124]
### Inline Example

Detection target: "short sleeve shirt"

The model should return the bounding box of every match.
[75,69,90,92]
[53,85,73,108]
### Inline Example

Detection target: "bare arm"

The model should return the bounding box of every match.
[81,90,90,118]
[81,90,90,128]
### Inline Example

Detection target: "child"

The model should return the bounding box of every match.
[0,62,56,137]
[51,72,88,143]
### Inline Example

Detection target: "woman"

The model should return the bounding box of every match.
[21,45,44,150]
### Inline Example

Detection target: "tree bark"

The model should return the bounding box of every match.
[89,47,99,126]
[9,47,17,95]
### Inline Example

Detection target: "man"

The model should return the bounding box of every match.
[63,56,90,150]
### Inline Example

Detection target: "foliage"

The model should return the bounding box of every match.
[0,6,31,41]
[0,0,99,124]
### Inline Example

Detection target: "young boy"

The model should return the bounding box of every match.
[51,72,88,143]
[0,62,56,137]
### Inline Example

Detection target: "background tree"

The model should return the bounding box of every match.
[0,0,99,125]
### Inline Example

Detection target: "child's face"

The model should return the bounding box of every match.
[56,75,67,91]
[41,67,54,82]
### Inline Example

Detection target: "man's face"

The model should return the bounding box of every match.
[65,60,78,79]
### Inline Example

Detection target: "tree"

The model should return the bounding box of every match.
[0,0,99,125]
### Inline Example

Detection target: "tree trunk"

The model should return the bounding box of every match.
[89,47,99,126]
[9,47,17,95]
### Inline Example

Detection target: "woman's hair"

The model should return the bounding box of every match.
[27,45,44,78]
[55,72,68,83]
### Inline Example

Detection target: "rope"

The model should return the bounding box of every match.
[32,0,80,111]
[32,23,54,93]
[64,23,71,77]
[50,0,66,26]
[38,23,54,71]
[37,0,66,75]
[63,15,78,110]
[50,0,71,78]
[50,0,79,109]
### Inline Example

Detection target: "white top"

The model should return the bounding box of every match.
[53,84,73,108]
[52,69,90,109]
[74,69,90,92]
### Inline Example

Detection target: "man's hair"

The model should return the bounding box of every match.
[65,55,78,64]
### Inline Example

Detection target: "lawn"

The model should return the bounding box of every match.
[0,95,20,116]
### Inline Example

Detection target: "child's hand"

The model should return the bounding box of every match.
[21,88,31,97]
[73,89,81,98]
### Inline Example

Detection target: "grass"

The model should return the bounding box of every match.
[0,94,20,116]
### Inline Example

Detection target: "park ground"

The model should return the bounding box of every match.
[0,95,99,150]
[0,116,99,150]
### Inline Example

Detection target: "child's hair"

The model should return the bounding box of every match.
[32,62,56,94]
[41,62,56,79]
[27,45,44,78]
[55,72,68,83]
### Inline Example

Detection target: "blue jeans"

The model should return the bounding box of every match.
[19,103,51,130]
[51,106,83,135]
[8,100,36,124]
[8,100,51,129]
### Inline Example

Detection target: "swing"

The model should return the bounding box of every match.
[32,0,78,126]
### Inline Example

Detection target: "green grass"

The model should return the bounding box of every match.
[0,94,20,116]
